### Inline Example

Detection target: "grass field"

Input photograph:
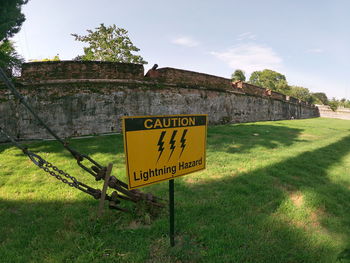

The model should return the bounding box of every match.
[1,117,350,262]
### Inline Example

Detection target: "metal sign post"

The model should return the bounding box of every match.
[169,179,175,246]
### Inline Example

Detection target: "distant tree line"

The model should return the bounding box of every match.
[231,69,349,111]
[327,98,350,111]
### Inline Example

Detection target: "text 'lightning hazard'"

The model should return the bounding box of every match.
[156,129,188,163]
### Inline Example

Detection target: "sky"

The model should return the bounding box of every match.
[11,0,350,99]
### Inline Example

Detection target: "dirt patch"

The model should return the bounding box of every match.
[299,133,321,140]
[126,220,144,230]
[289,192,304,207]
[278,207,327,233]
[310,208,327,229]
[185,178,198,184]
[148,235,206,263]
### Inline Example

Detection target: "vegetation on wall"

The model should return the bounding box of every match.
[29,55,60,62]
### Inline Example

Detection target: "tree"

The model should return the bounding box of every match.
[326,97,350,110]
[231,69,246,82]
[0,40,24,75]
[328,98,339,111]
[72,24,147,64]
[312,92,329,105]
[339,98,350,108]
[0,0,28,41]
[287,86,313,102]
[249,69,289,93]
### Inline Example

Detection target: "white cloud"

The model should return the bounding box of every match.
[306,48,324,53]
[237,32,257,41]
[172,36,199,47]
[211,43,283,75]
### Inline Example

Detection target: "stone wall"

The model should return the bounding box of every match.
[317,105,350,120]
[0,61,319,141]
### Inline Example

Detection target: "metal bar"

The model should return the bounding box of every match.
[97,163,113,218]
[115,178,129,189]
[169,179,175,247]
[108,182,139,201]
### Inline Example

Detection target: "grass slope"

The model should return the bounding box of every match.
[0,117,350,262]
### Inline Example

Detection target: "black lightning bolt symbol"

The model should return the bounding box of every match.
[180,129,188,157]
[168,130,178,161]
[157,131,166,162]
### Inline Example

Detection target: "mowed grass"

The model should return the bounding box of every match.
[1,117,350,263]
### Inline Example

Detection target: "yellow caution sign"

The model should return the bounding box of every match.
[122,114,207,189]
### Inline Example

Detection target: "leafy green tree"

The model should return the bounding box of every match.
[340,99,350,108]
[249,69,289,93]
[72,23,147,64]
[231,69,246,82]
[329,98,350,109]
[0,40,24,75]
[312,92,329,105]
[328,98,339,111]
[287,86,313,102]
[0,0,28,41]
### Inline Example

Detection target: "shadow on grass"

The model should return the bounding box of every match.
[0,197,158,262]
[0,133,125,162]
[177,134,350,262]
[208,123,304,153]
[1,123,303,157]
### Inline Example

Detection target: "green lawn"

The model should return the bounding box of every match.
[1,117,350,262]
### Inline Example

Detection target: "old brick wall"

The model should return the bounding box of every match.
[145,67,232,90]
[0,61,319,141]
[21,61,144,82]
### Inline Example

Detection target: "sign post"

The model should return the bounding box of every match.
[122,114,207,246]
[169,179,175,246]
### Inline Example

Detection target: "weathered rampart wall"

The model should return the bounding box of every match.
[0,61,319,141]
[317,105,350,120]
